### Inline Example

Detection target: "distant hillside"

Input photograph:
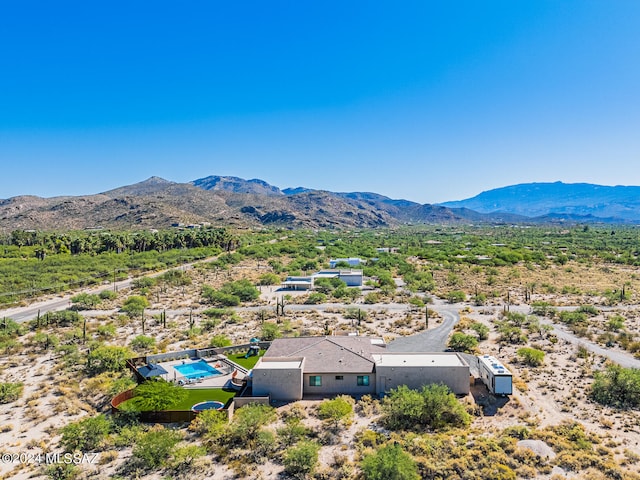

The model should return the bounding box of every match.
[3,176,633,232]
[191,175,283,196]
[440,182,640,223]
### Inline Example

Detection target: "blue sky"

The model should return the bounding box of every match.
[1,1,639,203]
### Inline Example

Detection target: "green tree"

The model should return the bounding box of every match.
[220,279,260,302]
[201,286,241,306]
[305,292,327,304]
[361,443,420,480]
[122,295,149,317]
[277,417,312,447]
[517,347,545,367]
[261,322,281,341]
[258,273,280,285]
[86,345,132,375]
[226,403,276,445]
[132,427,183,469]
[590,364,640,408]
[381,384,470,431]
[283,441,320,479]
[317,395,353,430]
[189,408,227,439]
[128,380,188,412]
[447,332,479,353]
[447,290,466,303]
[60,414,113,452]
[470,322,490,340]
[70,293,101,310]
[99,289,117,300]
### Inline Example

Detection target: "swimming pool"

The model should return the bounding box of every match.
[174,359,222,380]
[192,401,225,412]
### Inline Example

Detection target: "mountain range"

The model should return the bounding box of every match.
[439,182,640,223]
[0,176,637,232]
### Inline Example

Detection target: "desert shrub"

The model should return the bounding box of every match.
[121,295,149,317]
[261,322,281,341]
[606,315,625,332]
[129,335,155,351]
[590,364,640,409]
[189,408,227,441]
[364,292,381,304]
[447,290,466,303]
[0,382,23,403]
[530,301,556,317]
[283,441,320,479]
[559,311,587,325]
[132,277,157,289]
[70,293,101,309]
[361,443,420,480]
[225,403,276,445]
[96,324,116,339]
[305,292,327,304]
[277,417,312,447]
[201,287,240,307]
[381,384,471,431]
[474,293,487,306]
[47,310,83,327]
[86,345,132,375]
[470,322,490,340]
[220,279,260,302]
[99,289,117,300]
[497,324,528,345]
[169,444,207,470]
[60,414,113,452]
[258,272,280,285]
[577,304,599,316]
[202,307,234,318]
[317,395,354,430]
[517,347,545,367]
[45,463,80,480]
[210,334,232,347]
[132,427,182,469]
[344,307,367,321]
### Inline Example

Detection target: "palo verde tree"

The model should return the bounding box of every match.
[127,379,188,412]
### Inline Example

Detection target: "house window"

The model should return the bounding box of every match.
[309,376,322,387]
[357,375,369,386]
[335,375,344,380]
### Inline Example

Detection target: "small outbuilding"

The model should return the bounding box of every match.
[478,354,512,395]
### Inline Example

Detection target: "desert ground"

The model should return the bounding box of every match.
[1,257,640,479]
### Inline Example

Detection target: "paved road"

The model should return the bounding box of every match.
[386,301,460,352]
[0,263,198,323]
[498,304,640,369]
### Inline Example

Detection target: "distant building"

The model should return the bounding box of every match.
[329,258,363,268]
[281,269,363,290]
[251,336,470,401]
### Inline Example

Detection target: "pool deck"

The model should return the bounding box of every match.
[157,357,243,389]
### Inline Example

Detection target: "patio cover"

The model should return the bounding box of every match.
[138,363,168,378]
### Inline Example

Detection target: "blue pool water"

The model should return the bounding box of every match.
[174,360,221,379]
[192,401,225,411]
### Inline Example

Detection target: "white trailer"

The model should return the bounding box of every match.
[478,354,512,395]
